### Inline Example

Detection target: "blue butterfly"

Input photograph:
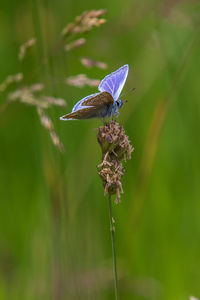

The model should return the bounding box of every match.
[60,64,129,120]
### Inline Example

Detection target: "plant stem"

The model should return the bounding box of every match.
[108,194,119,300]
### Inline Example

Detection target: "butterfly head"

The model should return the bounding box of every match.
[110,99,123,117]
[116,99,123,109]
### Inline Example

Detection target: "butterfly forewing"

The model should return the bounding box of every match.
[72,92,99,112]
[81,91,114,107]
[98,64,129,100]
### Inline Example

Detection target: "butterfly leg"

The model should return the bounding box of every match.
[110,110,117,121]
[113,111,119,121]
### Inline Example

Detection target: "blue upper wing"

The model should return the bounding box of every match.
[98,64,129,101]
[72,92,100,112]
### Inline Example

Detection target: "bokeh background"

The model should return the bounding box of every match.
[0,0,200,299]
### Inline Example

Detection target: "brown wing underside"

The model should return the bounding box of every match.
[82,91,114,106]
[61,106,103,120]
[61,92,114,120]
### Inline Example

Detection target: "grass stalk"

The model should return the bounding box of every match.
[108,194,119,300]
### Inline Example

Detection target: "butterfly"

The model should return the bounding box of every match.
[60,64,129,121]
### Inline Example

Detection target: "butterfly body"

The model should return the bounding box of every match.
[60,64,128,121]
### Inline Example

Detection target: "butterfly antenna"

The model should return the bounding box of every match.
[121,87,136,98]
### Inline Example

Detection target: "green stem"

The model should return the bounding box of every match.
[108,194,119,300]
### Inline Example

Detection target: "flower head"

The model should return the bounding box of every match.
[97,121,133,203]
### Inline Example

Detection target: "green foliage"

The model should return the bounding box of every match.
[0,0,200,299]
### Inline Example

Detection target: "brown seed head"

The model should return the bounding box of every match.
[97,121,134,203]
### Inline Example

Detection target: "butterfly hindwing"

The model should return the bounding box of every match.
[98,64,129,100]
[60,106,105,120]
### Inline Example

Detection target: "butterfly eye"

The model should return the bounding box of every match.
[117,101,120,107]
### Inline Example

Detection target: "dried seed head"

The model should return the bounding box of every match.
[65,74,100,88]
[0,73,23,93]
[64,38,86,51]
[7,84,66,153]
[30,83,44,92]
[8,86,66,109]
[61,9,107,37]
[97,121,134,203]
[37,107,65,153]
[41,96,66,107]
[37,107,53,131]
[80,57,107,69]
[18,38,36,61]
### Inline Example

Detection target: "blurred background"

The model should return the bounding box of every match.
[0,0,200,299]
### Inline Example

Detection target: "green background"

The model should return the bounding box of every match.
[0,0,200,299]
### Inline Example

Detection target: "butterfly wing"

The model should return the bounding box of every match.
[98,64,129,101]
[60,92,114,120]
[60,106,106,120]
[72,93,100,112]
[81,91,113,107]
